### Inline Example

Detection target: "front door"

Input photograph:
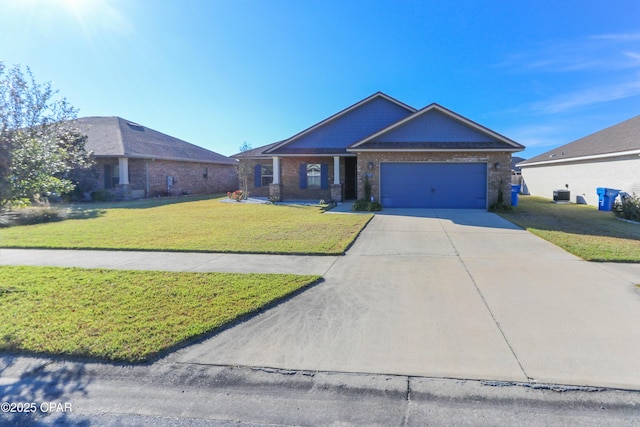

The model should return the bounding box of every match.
[344,157,357,200]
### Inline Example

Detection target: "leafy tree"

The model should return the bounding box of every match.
[0,62,92,206]
[238,141,252,152]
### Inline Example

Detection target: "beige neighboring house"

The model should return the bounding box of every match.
[233,92,524,209]
[69,116,238,200]
[518,114,640,206]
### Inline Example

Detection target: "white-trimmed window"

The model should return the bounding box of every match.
[307,164,321,189]
[261,165,273,186]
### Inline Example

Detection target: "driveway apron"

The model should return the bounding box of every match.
[176,212,527,381]
[173,209,640,389]
[171,211,510,382]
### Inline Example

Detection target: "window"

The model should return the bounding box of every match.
[105,164,119,188]
[307,164,321,189]
[112,165,120,187]
[203,167,208,179]
[254,163,273,188]
[261,165,273,187]
[299,163,328,189]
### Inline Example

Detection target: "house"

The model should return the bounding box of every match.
[511,156,526,188]
[518,114,640,206]
[69,116,238,200]
[233,92,524,209]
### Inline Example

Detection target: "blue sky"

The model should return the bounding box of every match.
[1,0,639,159]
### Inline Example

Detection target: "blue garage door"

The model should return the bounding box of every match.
[380,163,487,208]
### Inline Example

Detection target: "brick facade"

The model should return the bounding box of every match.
[354,151,512,207]
[93,158,238,198]
[240,156,348,202]
[238,152,513,207]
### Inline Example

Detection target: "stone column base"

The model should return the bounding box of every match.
[269,183,282,202]
[330,184,343,202]
[115,184,132,201]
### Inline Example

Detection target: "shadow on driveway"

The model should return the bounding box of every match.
[374,208,522,230]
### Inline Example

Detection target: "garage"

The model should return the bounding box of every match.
[380,162,487,208]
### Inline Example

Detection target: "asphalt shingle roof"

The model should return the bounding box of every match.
[519,114,640,166]
[68,116,237,165]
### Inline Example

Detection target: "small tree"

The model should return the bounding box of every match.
[236,141,253,196]
[0,62,92,206]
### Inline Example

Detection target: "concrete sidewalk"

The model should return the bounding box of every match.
[0,248,339,275]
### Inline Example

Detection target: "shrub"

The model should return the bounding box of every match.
[92,189,113,202]
[489,179,512,213]
[363,174,372,201]
[227,190,247,201]
[613,194,640,222]
[0,207,68,227]
[352,199,383,212]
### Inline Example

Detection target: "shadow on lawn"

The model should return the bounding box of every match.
[0,355,93,425]
[70,193,221,211]
[500,202,640,242]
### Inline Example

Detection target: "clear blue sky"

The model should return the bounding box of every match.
[1,0,639,159]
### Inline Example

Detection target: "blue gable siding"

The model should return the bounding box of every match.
[280,97,413,151]
[372,110,496,143]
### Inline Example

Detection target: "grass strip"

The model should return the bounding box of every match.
[498,196,640,262]
[0,266,320,362]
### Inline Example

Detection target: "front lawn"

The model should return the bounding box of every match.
[0,197,372,254]
[0,266,319,362]
[498,196,640,262]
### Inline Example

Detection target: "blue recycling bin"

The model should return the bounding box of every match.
[511,184,521,206]
[596,187,621,211]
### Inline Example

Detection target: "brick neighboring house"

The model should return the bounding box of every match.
[70,116,238,200]
[518,114,640,206]
[233,92,524,209]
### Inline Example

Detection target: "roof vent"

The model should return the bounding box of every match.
[127,122,144,131]
[549,153,556,158]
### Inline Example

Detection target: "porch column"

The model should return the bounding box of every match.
[118,157,129,185]
[331,156,343,202]
[269,156,282,202]
[272,156,280,184]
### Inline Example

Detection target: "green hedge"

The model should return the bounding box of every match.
[613,194,640,222]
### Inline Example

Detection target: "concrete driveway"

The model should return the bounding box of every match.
[172,209,640,390]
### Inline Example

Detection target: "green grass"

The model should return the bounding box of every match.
[0,197,372,254]
[498,196,640,262]
[0,266,319,362]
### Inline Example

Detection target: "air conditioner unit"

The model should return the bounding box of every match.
[553,189,570,202]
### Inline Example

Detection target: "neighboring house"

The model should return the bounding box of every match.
[518,114,640,206]
[233,92,524,209]
[511,156,526,188]
[69,116,238,200]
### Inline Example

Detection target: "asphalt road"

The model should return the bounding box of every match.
[2,356,640,426]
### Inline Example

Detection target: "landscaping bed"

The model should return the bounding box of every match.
[498,196,640,262]
[0,266,320,362]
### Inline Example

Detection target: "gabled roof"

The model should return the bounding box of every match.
[264,92,416,155]
[234,92,417,158]
[348,103,524,152]
[519,114,640,167]
[67,116,236,165]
